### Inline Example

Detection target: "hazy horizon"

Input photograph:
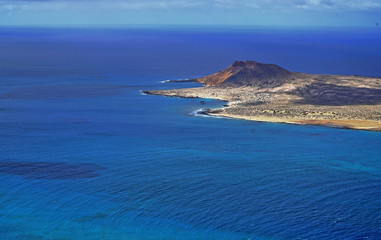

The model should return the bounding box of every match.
[1,0,380,28]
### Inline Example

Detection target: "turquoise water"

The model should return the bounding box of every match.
[0,27,381,239]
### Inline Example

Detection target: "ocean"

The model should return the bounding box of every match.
[0,27,381,240]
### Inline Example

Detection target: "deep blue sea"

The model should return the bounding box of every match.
[0,27,381,240]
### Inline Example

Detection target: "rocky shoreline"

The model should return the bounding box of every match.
[143,83,381,132]
[143,61,381,131]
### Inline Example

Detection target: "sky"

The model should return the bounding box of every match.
[0,0,381,27]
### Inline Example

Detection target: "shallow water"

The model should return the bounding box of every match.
[0,27,381,239]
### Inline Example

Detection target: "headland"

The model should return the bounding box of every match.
[144,61,381,131]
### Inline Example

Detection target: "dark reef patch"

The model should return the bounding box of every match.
[0,161,105,180]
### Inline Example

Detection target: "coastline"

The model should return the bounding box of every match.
[205,110,381,131]
[144,89,381,132]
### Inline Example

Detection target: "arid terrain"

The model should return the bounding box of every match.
[145,61,381,131]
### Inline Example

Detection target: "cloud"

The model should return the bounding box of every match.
[99,0,206,10]
[248,0,381,11]
[1,0,381,13]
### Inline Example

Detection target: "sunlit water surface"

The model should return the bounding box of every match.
[0,27,381,239]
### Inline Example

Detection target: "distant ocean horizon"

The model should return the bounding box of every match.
[0,27,381,239]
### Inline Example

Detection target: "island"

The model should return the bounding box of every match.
[144,60,381,131]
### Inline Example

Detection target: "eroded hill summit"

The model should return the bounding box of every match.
[194,60,294,87]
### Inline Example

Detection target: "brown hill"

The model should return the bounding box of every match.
[194,60,294,87]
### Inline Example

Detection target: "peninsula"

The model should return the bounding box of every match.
[144,61,381,131]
